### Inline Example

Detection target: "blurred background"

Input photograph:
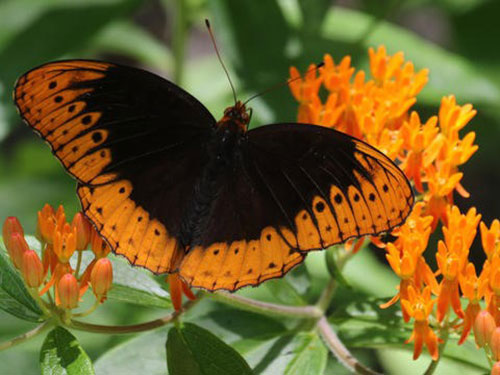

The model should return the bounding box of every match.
[0,0,498,374]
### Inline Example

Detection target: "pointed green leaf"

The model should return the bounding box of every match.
[0,239,43,321]
[95,329,168,375]
[285,333,327,375]
[167,322,253,375]
[40,326,94,375]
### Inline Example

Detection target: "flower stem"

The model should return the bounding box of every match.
[74,250,83,279]
[73,300,100,318]
[0,321,52,351]
[423,321,450,375]
[316,276,337,312]
[69,298,199,334]
[171,0,188,85]
[210,291,322,319]
[317,316,382,375]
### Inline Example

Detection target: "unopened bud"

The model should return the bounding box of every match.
[6,232,29,269]
[21,250,44,288]
[57,273,79,309]
[91,230,110,258]
[72,213,92,251]
[492,362,500,375]
[474,310,496,347]
[491,327,500,360]
[3,217,24,242]
[90,258,113,302]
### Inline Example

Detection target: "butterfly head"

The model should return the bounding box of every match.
[217,101,250,133]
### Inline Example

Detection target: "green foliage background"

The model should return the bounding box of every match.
[0,0,498,374]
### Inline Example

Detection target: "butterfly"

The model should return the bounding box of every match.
[14,60,414,291]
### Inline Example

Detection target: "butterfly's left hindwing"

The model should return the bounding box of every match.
[14,60,216,273]
[178,124,413,291]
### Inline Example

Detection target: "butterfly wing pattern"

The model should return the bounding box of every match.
[15,60,414,291]
[179,124,414,290]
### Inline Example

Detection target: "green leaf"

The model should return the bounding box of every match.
[209,0,299,126]
[242,332,326,374]
[106,254,172,308]
[284,333,327,375]
[325,248,351,289]
[94,329,169,375]
[40,326,94,375]
[0,240,43,321]
[321,6,500,107]
[297,0,332,34]
[265,278,306,306]
[90,20,174,71]
[166,322,253,375]
[330,297,411,347]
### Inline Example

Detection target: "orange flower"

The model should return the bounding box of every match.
[435,206,480,321]
[485,255,500,324]
[424,163,463,230]
[52,223,77,263]
[289,64,322,103]
[481,219,500,259]
[37,204,65,244]
[402,286,440,360]
[381,203,438,320]
[458,263,488,344]
[400,112,443,192]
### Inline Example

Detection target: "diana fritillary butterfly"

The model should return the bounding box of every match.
[14,60,413,291]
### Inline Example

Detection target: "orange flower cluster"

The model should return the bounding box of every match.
[290,46,498,362]
[2,204,113,315]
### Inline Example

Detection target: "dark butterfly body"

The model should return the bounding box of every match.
[14,60,414,291]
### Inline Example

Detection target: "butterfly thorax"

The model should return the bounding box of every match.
[216,100,250,134]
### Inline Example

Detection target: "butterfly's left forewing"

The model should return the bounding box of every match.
[15,60,216,273]
[178,123,413,291]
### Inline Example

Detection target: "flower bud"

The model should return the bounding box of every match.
[3,216,24,243]
[6,232,29,269]
[57,273,79,309]
[492,362,500,375]
[492,328,500,360]
[21,250,44,288]
[72,213,92,251]
[91,230,110,258]
[474,310,496,347]
[90,258,113,302]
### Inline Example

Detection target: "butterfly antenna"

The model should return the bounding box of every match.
[242,62,324,106]
[205,19,238,105]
